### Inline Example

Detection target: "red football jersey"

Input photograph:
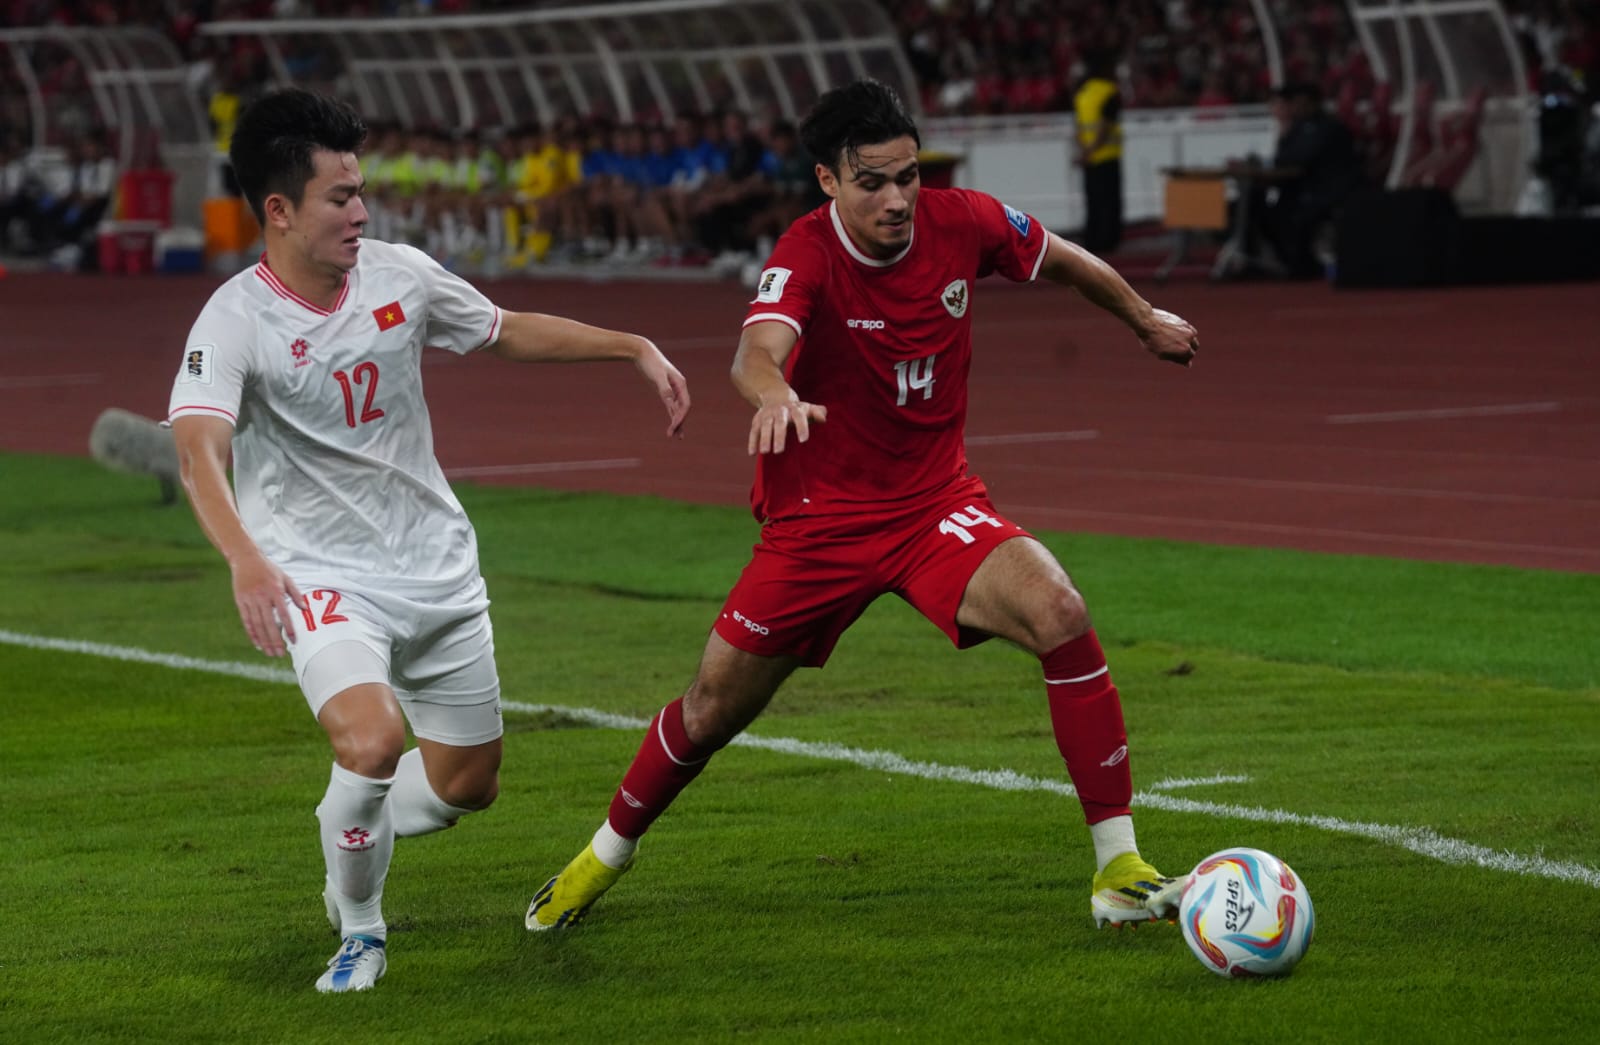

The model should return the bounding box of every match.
[742,187,1048,521]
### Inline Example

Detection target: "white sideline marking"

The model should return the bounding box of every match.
[1146,773,1252,791]
[1326,402,1560,425]
[0,630,296,683]
[5,628,1598,890]
[967,430,1099,446]
[446,458,641,478]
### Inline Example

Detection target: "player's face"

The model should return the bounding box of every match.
[818,136,920,259]
[276,149,367,272]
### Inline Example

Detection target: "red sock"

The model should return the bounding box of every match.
[606,697,718,839]
[1042,629,1132,825]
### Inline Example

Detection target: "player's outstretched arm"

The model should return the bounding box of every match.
[171,415,306,657]
[1037,232,1199,367]
[486,311,690,437]
[732,320,827,455]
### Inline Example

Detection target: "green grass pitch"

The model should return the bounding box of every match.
[2,452,1597,1043]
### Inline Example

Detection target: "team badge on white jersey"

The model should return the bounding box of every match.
[753,267,791,303]
[179,344,214,385]
[290,338,312,368]
[941,279,969,318]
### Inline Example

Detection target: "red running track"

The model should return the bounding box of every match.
[2,271,1596,573]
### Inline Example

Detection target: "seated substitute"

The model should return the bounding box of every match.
[1260,81,1363,279]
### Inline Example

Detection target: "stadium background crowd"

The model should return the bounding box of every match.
[2,0,1598,274]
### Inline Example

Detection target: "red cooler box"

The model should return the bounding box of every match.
[98,220,162,274]
[118,169,175,227]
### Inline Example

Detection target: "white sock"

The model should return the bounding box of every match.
[317,762,394,939]
[1089,815,1138,874]
[590,819,637,870]
[389,748,473,838]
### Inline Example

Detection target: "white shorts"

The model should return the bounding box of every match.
[284,576,503,746]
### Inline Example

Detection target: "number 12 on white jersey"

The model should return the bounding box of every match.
[894,355,936,406]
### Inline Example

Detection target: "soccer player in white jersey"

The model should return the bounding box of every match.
[167,89,690,993]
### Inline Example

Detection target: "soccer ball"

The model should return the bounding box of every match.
[1179,847,1315,978]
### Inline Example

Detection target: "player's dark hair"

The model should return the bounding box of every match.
[799,78,920,173]
[229,88,367,224]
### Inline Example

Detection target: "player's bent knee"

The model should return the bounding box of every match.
[305,644,403,778]
[682,638,792,747]
[1057,586,1092,636]
[332,728,406,779]
[321,697,406,779]
[454,774,499,811]
[680,684,760,749]
[438,769,499,811]
[1032,585,1092,651]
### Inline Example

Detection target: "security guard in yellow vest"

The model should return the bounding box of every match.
[1074,51,1124,254]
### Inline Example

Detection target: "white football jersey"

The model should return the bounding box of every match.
[168,239,503,594]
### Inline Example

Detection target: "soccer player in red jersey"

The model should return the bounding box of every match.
[527,79,1201,932]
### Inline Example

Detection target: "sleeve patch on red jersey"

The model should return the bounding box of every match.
[1003,203,1031,238]
[752,266,792,303]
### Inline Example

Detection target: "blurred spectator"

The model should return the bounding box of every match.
[544,117,588,258]
[58,132,117,248]
[1533,67,1588,213]
[1074,49,1124,255]
[576,121,629,259]
[698,110,770,270]
[1258,81,1363,278]
[207,57,256,196]
[1584,98,1600,206]
[0,134,33,253]
[609,123,677,262]
[657,113,723,262]
[746,119,824,260]
[1353,79,1399,184]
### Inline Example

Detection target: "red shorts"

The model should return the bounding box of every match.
[713,476,1035,666]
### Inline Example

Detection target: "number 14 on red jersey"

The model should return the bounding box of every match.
[894,354,937,406]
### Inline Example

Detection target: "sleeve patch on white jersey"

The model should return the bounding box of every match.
[752,267,792,303]
[179,344,215,385]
